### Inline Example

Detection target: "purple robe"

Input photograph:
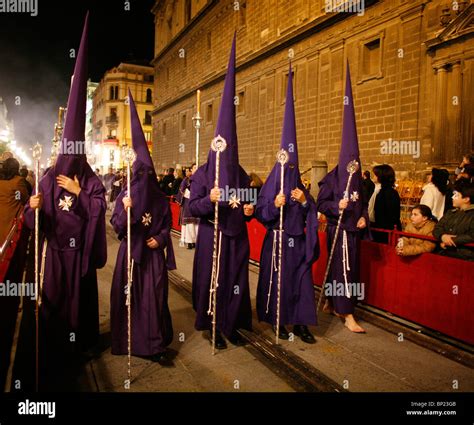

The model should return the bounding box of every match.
[110,91,176,356]
[316,62,370,315]
[189,167,252,338]
[317,170,366,314]
[24,168,107,348]
[256,191,318,325]
[110,190,175,356]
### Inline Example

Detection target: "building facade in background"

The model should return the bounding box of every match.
[92,62,154,172]
[151,0,474,180]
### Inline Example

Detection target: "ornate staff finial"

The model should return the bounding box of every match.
[346,159,359,174]
[32,143,42,160]
[122,146,136,164]
[276,148,289,165]
[211,135,227,153]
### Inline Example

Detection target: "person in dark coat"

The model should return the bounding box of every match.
[362,170,375,203]
[316,62,370,334]
[373,164,401,243]
[256,64,319,344]
[433,178,474,261]
[110,91,176,364]
[189,34,254,350]
[161,168,175,196]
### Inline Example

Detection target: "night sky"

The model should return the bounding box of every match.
[0,0,155,151]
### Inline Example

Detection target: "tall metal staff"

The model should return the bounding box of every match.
[208,135,227,355]
[275,149,289,344]
[317,160,359,311]
[192,90,202,168]
[32,142,42,392]
[122,146,136,384]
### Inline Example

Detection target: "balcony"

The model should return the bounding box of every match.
[106,115,118,125]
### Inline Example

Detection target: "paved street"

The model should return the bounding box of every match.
[80,215,474,392]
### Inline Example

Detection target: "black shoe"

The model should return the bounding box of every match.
[150,352,174,367]
[272,325,290,340]
[293,325,316,344]
[210,331,227,350]
[228,330,247,346]
[187,243,193,249]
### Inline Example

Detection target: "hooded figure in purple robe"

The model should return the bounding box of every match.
[24,13,107,352]
[255,63,319,343]
[110,91,176,362]
[189,34,254,349]
[316,62,370,333]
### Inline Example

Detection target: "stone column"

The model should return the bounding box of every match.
[432,66,448,164]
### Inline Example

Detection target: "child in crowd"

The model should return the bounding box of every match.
[396,204,437,257]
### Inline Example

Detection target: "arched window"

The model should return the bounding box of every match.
[146,88,152,103]
[114,86,119,100]
[109,86,114,100]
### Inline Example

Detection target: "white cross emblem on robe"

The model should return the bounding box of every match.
[350,191,359,202]
[228,195,241,209]
[142,212,152,226]
[58,195,73,212]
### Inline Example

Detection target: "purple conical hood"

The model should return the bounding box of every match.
[337,60,361,185]
[129,90,154,171]
[319,61,364,229]
[125,92,172,265]
[192,33,249,237]
[55,11,90,178]
[205,32,239,189]
[259,62,301,200]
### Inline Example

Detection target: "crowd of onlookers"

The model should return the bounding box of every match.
[1,150,473,261]
[363,152,474,261]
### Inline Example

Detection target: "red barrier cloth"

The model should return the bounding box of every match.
[0,216,24,283]
[169,201,474,344]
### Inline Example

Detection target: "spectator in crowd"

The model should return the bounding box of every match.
[103,166,115,211]
[368,167,382,226]
[26,170,35,191]
[110,169,124,211]
[455,152,473,177]
[373,164,402,243]
[0,158,29,243]
[176,164,199,249]
[249,172,263,197]
[362,170,375,203]
[396,204,437,257]
[171,168,183,195]
[433,178,474,261]
[19,166,33,196]
[420,168,449,220]
[161,167,175,196]
[95,168,103,183]
[457,163,474,183]
[157,173,164,188]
